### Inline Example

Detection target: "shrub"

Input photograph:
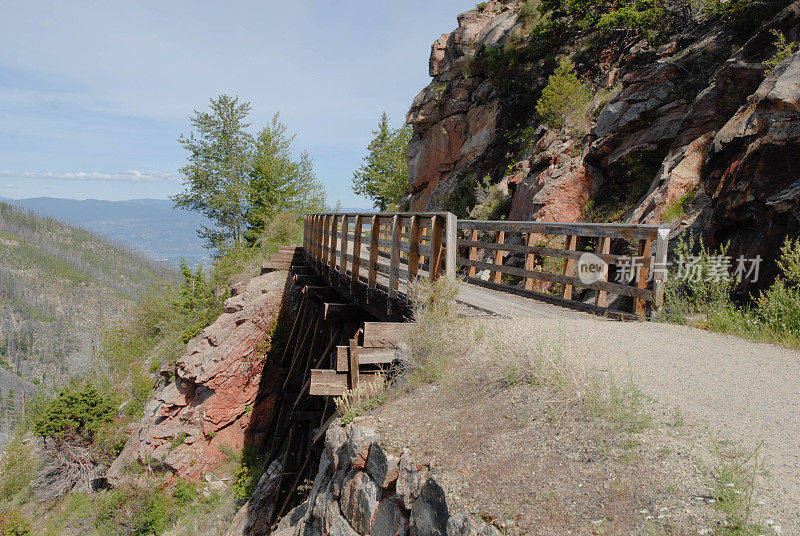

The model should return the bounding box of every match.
[334,379,388,425]
[660,189,696,222]
[171,479,198,506]
[536,58,592,131]
[95,485,170,536]
[0,433,37,501]
[403,276,463,385]
[766,29,799,73]
[0,510,31,536]
[658,233,735,324]
[33,382,117,442]
[755,237,800,336]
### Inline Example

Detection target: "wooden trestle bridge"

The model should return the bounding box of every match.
[259,211,671,520]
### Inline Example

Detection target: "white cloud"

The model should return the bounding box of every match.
[0,170,179,183]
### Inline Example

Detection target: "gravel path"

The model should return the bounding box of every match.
[509,316,800,532]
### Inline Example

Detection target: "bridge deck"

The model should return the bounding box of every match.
[456,281,590,319]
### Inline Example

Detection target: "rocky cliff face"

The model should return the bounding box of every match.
[258,422,501,536]
[407,0,800,289]
[108,271,291,482]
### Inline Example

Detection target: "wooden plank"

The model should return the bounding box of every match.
[310,369,347,396]
[456,239,651,266]
[457,220,662,240]
[430,215,443,280]
[458,257,654,301]
[339,215,349,274]
[524,232,537,291]
[467,229,479,278]
[352,216,363,283]
[389,215,401,297]
[445,212,457,278]
[491,230,505,285]
[595,237,611,307]
[358,347,396,365]
[323,215,332,266]
[363,322,411,348]
[634,239,652,316]
[368,215,380,289]
[335,347,395,370]
[407,215,422,279]
[348,338,359,389]
[309,370,382,396]
[335,346,348,372]
[653,227,670,308]
[330,215,339,270]
[562,235,578,300]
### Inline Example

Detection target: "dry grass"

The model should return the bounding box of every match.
[366,318,730,535]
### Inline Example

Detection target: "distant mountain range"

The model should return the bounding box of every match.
[0,197,212,266]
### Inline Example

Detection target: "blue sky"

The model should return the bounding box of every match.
[0,1,475,206]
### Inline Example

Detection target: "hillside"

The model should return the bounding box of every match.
[0,198,212,266]
[0,202,174,441]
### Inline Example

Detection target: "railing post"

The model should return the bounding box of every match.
[352,215,363,284]
[407,215,421,279]
[324,214,331,266]
[389,215,401,297]
[467,229,479,278]
[491,231,505,284]
[595,237,611,307]
[653,227,670,309]
[368,215,379,288]
[429,215,443,281]
[563,235,577,300]
[634,238,653,316]
[524,232,536,291]
[330,215,339,270]
[339,215,349,274]
[445,212,457,279]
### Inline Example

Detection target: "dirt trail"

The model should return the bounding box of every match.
[508,316,800,532]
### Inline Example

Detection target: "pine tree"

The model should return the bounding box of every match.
[352,113,412,211]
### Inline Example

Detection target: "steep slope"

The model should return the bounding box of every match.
[406,0,800,291]
[0,202,174,441]
[0,197,212,266]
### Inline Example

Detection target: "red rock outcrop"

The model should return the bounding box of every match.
[107,270,290,482]
[407,0,800,286]
[406,1,523,210]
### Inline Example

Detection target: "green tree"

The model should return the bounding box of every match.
[536,58,592,130]
[173,95,254,249]
[352,113,412,211]
[33,382,117,442]
[245,114,326,242]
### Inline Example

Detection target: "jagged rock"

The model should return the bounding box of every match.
[396,452,431,509]
[107,270,289,483]
[372,496,410,536]
[410,478,449,536]
[367,442,400,488]
[702,50,800,288]
[224,459,282,536]
[340,469,382,535]
[326,423,349,471]
[446,512,480,536]
[346,425,380,470]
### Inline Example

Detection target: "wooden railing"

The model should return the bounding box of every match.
[303,212,669,317]
[457,220,670,315]
[303,212,457,300]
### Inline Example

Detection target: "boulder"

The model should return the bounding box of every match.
[367,443,400,488]
[340,469,383,535]
[410,478,450,536]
